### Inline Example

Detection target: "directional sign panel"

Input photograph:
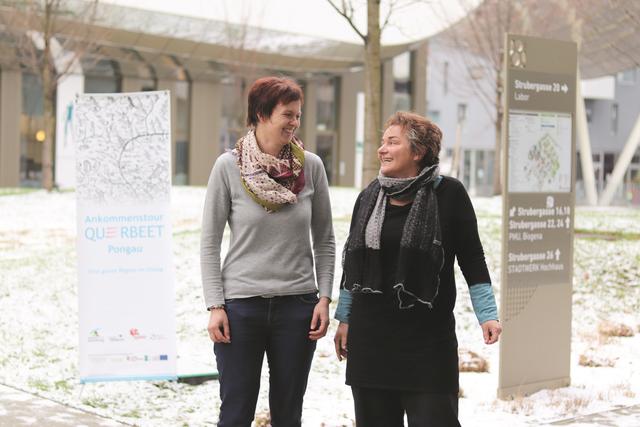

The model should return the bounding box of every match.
[498,34,577,399]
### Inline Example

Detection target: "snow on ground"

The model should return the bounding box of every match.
[0,187,639,426]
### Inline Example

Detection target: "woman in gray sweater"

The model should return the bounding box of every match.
[200,77,335,427]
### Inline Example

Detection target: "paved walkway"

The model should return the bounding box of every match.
[0,384,128,427]
[547,404,640,426]
[2,381,638,426]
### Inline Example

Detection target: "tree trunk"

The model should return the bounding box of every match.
[362,0,382,187]
[41,1,55,191]
[42,77,56,191]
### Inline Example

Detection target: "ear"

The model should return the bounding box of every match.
[413,146,427,163]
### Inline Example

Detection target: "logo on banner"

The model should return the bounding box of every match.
[129,328,146,340]
[88,328,104,342]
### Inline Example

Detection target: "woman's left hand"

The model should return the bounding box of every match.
[309,297,330,340]
[481,320,502,345]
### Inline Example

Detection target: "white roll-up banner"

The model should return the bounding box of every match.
[74,91,177,382]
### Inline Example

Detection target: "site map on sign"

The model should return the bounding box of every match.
[507,110,572,193]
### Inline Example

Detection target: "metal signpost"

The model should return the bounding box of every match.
[498,34,578,398]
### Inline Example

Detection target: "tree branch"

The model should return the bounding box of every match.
[326,0,366,42]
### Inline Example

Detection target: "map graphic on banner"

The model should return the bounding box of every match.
[74,91,177,383]
[75,93,171,204]
[508,110,572,193]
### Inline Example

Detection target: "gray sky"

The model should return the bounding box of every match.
[102,0,478,44]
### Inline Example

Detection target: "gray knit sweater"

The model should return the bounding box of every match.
[200,151,335,308]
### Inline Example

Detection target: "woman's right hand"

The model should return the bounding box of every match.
[208,308,231,343]
[333,322,349,361]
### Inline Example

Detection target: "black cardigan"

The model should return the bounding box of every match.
[345,176,491,392]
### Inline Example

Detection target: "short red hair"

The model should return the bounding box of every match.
[246,77,304,127]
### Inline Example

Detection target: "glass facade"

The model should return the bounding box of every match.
[20,73,44,187]
[84,59,122,93]
[220,78,246,154]
[392,52,412,112]
[315,78,338,184]
[460,149,494,196]
[174,79,190,185]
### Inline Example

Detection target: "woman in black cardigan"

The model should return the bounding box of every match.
[333,112,501,426]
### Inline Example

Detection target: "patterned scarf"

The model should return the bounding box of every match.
[342,164,444,309]
[233,129,305,212]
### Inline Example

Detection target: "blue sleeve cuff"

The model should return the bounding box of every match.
[334,288,352,323]
[469,283,498,324]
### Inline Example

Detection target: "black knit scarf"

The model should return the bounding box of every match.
[342,165,444,309]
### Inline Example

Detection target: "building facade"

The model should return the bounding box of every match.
[425,36,497,196]
[425,36,640,205]
[581,70,640,204]
[0,2,427,190]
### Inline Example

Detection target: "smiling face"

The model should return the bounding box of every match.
[257,100,302,147]
[378,125,423,178]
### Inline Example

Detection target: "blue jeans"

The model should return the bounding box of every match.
[214,293,318,427]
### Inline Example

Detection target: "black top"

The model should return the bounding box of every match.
[346,176,490,393]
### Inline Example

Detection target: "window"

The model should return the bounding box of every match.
[220,78,246,153]
[316,80,337,131]
[584,99,594,123]
[617,68,637,84]
[315,78,338,184]
[611,103,618,134]
[475,150,485,184]
[316,134,335,184]
[83,59,122,93]
[604,153,615,183]
[174,80,190,185]
[457,103,467,123]
[392,52,412,112]
[463,149,471,188]
[20,73,44,187]
[486,150,494,188]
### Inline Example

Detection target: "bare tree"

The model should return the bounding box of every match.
[211,1,272,152]
[327,0,397,186]
[0,0,101,190]
[435,0,556,195]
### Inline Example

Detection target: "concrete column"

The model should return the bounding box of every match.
[0,70,21,187]
[338,72,359,187]
[157,79,177,178]
[599,111,640,206]
[575,69,598,205]
[302,81,318,153]
[382,60,394,122]
[411,42,428,116]
[189,80,221,186]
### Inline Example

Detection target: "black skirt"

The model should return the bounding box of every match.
[346,291,459,393]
